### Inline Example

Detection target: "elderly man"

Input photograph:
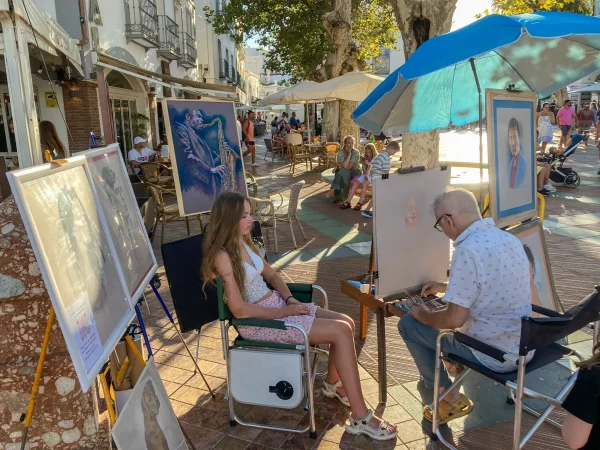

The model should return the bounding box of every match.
[398,188,533,425]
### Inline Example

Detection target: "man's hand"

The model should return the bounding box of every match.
[409,304,425,321]
[421,281,447,297]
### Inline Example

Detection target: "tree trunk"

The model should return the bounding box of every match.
[339,100,358,144]
[553,87,568,106]
[390,0,458,168]
[323,101,340,142]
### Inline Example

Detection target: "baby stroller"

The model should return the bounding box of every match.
[538,134,583,188]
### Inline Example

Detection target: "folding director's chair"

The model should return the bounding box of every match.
[217,277,329,439]
[431,287,600,450]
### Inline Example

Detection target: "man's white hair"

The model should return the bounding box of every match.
[432,188,481,219]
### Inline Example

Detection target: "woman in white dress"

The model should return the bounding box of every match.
[537,102,555,154]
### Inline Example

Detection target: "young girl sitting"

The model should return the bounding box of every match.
[202,193,398,441]
[340,143,377,211]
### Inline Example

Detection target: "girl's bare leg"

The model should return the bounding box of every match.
[358,180,369,204]
[540,142,548,154]
[345,181,360,204]
[309,317,395,433]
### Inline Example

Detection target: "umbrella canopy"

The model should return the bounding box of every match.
[354,12,600,135]
[312,71,384,102]
[258,81,328,105]
[570,84,600,93]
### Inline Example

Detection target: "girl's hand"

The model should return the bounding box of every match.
[283,303,310,316]
[286,297,301,305]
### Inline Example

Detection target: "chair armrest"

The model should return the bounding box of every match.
[231,318,286,330]
[453,332,508,363]
[532,304,563,318]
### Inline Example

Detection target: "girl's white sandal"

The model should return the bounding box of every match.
[345,409,398,441]
[321,380,350,407]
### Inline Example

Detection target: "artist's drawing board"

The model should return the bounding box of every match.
[82,144,158,305]
[486,89,537,228]
[163,99,247,217]
[7,157,134,392]
[508,219,561,312]
[372,168,451,298]
[112,358,189,450]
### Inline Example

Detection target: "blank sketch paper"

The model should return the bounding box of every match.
[83,144,158,303]
[372,168,451,298]
[113,359,189,450]
[7,158,134,392]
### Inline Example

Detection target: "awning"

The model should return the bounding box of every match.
[94,53,238,101]
[11,0,83,75]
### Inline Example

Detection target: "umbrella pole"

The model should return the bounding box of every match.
[469,58,485,209]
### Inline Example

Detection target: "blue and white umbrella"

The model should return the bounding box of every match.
[354,12,600,135]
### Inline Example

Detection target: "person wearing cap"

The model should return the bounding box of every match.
[128,136,158,174]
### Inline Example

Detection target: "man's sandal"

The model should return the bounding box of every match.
[340,201,352,209]
[345,409,398,441]
[321,380,350,407]
[423,393,474,425]
[353,202,363,211]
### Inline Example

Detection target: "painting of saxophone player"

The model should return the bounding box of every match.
[112,359,189,450]
[164,100,246,216]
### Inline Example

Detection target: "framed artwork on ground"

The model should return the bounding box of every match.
[82,144,158,305]
[112,358,189,450]
[7,157,134,392]
[486,89,537,228]
[163,99,247,216]
[508,219,561,312]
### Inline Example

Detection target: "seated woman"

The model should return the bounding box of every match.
[340,143,377,211]
[323,136,362,205]
[202,193,398,441]
[273,126,287,150]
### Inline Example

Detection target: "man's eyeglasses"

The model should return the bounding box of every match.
[434,214,452,232]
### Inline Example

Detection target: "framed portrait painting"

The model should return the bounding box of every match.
[82,144,158,305]
[163,99,247,216]
[508,219,561,313]
[112,358,189,450]
[486,89,537,228]
[7,157,134,392]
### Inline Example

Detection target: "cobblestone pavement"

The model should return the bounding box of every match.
[141,131,599,450]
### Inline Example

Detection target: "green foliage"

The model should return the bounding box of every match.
[476,0,593,17]
[204,0,398,81]
[132,113,150,140]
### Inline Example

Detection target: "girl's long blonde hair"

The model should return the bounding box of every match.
[364,143,378,160]
[578,342,600,370]
[201,192,257,301]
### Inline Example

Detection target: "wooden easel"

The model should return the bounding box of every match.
[358,242,374,340]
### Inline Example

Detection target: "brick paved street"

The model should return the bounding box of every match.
[141,132,598,450]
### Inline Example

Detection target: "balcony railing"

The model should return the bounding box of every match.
[219,60,229,79]
[125,0,159,48]
[157,15,181,60]
[178,32,197,68]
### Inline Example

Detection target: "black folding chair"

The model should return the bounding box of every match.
[431,287,600,450]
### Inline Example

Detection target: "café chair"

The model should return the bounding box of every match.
[139,162,173,187]
[431,287,600,450]
[287,133,312,174]
[250,180,307,254]
[145,181,201,244]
